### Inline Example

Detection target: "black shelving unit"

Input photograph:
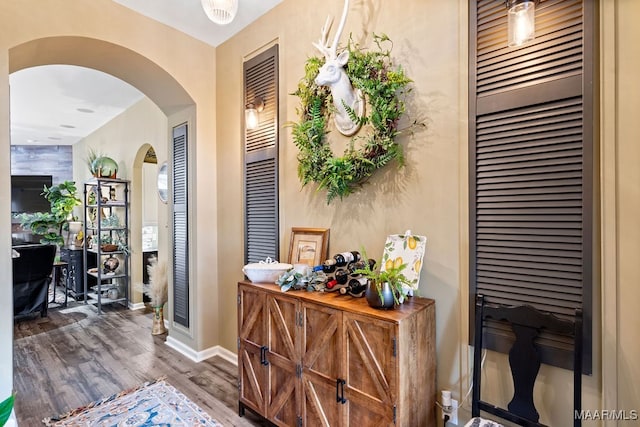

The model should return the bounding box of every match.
[83,177,130,313]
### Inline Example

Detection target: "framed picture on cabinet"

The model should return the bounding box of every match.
[288,227,329,267]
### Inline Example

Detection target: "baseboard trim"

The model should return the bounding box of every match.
[129,302,146,311]
[165,336,238,365]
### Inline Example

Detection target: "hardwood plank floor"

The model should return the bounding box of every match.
[13,302,265,426]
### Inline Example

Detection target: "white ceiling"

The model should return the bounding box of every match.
[10,0,282,146]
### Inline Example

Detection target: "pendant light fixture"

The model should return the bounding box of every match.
[201,0,238,25]
[245,96,265,130]
[506,0,537,47]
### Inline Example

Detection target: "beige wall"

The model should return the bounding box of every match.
[73,97,168,306]
[217,0,465,390]
[601,0,640,419]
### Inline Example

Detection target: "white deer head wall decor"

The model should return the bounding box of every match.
[313,0,365,136]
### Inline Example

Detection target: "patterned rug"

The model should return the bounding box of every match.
[42,378,222,426]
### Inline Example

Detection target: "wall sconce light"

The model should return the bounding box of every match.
[201,0,238,25]
[245,96,265,130]
[506,0,537,47]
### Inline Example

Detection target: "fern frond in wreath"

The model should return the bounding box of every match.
[289,33,416,203]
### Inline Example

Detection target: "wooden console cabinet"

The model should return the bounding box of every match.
[237,281,436,427]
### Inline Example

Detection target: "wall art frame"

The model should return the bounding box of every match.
[288,227,329,267]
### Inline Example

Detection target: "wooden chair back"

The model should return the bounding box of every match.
[472,294,582,427]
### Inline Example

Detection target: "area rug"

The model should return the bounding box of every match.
[42,378,222,426]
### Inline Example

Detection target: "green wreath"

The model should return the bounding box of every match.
[290,34,414,203]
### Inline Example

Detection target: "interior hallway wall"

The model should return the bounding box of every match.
[1,0,219,398]
[73,97,168,306]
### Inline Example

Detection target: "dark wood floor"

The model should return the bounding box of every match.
[13,302,265,426]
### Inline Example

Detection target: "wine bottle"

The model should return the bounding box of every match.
[322,259,337,274]
[339,277,368,297]
[335,269,349,285]
[333,251,361,267]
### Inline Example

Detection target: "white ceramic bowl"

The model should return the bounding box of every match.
[243,257,292,283]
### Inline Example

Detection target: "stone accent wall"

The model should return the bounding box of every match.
[11,145,73,184]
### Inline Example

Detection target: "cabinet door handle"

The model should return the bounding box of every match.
[260,346,269,366]
[336,378,346,404]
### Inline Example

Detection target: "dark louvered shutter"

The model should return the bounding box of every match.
[244,45,279,263]
[172,123,189,327]
[469,0,595,373]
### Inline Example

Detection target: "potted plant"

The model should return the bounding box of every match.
[86,147,118,178]
[16,180,82,247]
[355,250,413,309]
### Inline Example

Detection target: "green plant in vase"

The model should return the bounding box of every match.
[354,248,412,307]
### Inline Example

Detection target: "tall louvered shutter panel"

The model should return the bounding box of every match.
[244,45,279,264]
[172,123,189,327]
[469,0,595,373]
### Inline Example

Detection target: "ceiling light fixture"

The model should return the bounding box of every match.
[245,96,265,131]
[506,0,537,47]
[201,0,238,25]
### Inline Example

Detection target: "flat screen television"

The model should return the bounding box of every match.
[11,175,53,214]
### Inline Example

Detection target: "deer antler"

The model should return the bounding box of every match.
[331,0,350,57]
[312,0,350,60]
[312,16,334,60]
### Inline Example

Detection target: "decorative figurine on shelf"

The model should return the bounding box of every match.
[103,256,119,274]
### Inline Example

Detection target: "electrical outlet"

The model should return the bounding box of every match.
[447,399,458,425]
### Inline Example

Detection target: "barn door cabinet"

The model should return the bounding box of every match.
[237,281,436,427]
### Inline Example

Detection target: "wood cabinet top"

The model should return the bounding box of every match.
[238,281,435,323]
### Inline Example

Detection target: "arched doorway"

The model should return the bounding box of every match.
[8,36,195,330]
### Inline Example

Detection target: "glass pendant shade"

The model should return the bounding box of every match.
[245,107,259,130]
[245,96,264,130]
[507,0,535,47]
[201,0,238,25]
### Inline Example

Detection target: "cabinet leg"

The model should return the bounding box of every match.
[238,401,245,417]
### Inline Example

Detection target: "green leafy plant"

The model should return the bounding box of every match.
[0,394,15,426]
[276,268,326,292]
[16,181,81,246]
[289,33,421,203]
[354,248,412,305]
[99,213,130,255]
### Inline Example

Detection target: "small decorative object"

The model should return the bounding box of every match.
[380,230,426,297]
[157,162,168,204]
[354,248,413,309]
[288,227,330,266]
[101,244,119,252]
[91,156,118,178]
[291,12,419,202]
[107,288,118,300]
[243,257,293,283]
[144,256,168,335]
[103,256,119,273]
[276,267,327,293]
